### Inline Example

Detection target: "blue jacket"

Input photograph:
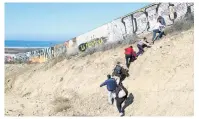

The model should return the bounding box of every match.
[100,78,117,91]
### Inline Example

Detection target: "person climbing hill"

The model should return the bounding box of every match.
[115,82,128,117]
[152,18,166,44]
[112,62,123,78]
[112,62,129,84]
[100,74,117,105]
[137,37,151,56]
[124,46,137,68]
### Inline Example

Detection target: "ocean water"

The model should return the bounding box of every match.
[5,40,65,48]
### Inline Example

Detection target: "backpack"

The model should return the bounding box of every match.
[116,83,128,98]
[118,88,126,98]
[114,65,122,74]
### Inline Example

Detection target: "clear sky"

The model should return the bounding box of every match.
[5,3,150,41]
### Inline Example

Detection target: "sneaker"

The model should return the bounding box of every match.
[156,37,160,40]
[120,112,124,117]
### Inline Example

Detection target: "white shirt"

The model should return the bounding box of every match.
[153,22,165,31]
[138,39,149,46]
[138,40,144,45]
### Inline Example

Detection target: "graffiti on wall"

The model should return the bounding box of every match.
[187,3,194,13]
[121,3,194,35]
[5,44,66,64]
[78,37,107,52]
[132,11,148,34]
[5,55,15,63]
[121,16,133,35]
[107,20,126,42]
[53,43,67,57]
[5,2,194,64]
[29,49,44,63]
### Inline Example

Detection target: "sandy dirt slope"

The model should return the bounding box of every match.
[5,28,194,116]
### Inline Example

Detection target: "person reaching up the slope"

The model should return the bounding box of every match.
[112,62,123,79]
[137,37,151,56]
[100,74,117,105]
[112,62,129,84]
[124,46,137,68]
[157,16,166,36]
[152,18,166,44]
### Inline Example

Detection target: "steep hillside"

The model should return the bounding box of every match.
[5,28,194,116]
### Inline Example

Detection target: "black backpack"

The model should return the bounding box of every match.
[114,65,122,74]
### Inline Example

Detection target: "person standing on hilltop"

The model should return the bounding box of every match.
[100,74,117,105]
[124,46,137,68]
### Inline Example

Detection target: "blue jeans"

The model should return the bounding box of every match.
[125,54,132,68]
[152,29,164,41]
[108,91,116,104]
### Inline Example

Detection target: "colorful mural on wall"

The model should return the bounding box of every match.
[5,2,194,64]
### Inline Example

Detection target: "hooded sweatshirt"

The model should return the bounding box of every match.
[124,47,137,57]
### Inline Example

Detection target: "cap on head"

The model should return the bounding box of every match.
[107,74,111,79]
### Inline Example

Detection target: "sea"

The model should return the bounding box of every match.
[5,40,65,48]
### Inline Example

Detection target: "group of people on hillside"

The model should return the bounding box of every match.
[124,37,151,68]
[124,16,166,68]
[99,16,167,117]
[100,64,129,116]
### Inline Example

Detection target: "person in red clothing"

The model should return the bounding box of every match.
[124,46,137,68]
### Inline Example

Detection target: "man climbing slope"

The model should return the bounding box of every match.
[115,83,128,116]
[137,37,151,56]
[124,46,137,68]
[112,62,129,84]
[100,74,117,105]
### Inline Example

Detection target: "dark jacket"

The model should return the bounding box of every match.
[100,78,117,91]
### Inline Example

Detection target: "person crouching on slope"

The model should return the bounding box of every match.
[100,74,117,105]
[152,19,165,44]
[112,62,129,84]
[137,37,151,56]
[124,46,137,68]
[112,62,123,79]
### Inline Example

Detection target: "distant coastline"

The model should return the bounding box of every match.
[5,40,65,54]
[5,46,49,49]
[5,47,48,49]
[5,47,46,54]
[5,40,64,48]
